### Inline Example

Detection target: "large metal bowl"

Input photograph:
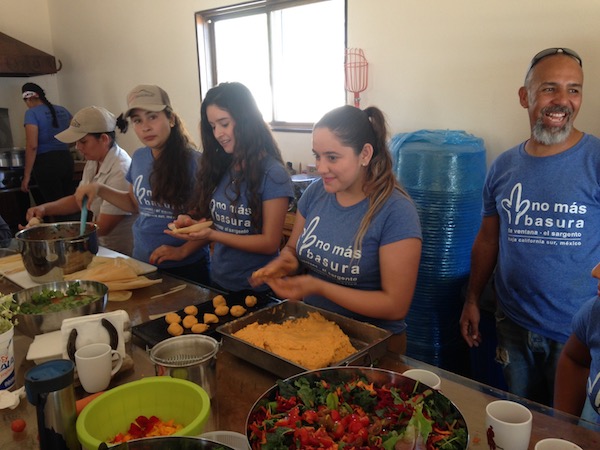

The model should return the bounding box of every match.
[99,436,236,450]
[246,366,469,449]
[13,280,108,337]
[14,222,98,283]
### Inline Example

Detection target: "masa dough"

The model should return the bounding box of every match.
[233,312,357,369]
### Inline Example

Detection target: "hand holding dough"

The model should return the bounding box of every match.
[168,221,213,234]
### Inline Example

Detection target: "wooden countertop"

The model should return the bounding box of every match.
[1,221,599,448]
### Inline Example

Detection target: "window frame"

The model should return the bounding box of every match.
[195,0,347,132]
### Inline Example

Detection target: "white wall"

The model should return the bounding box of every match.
[0,0,61,148]
[1,0,600,169]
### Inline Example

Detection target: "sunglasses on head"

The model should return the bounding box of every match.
[527,48,582,74]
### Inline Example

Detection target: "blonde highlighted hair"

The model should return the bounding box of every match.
[314,105,411,253]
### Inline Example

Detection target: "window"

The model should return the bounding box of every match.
[196,0,346,130]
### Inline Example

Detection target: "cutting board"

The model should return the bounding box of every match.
[0,247,157,289]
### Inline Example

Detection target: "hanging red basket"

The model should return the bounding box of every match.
[344,48,368,108]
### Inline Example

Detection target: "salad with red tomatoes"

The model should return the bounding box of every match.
[247,371,467,450]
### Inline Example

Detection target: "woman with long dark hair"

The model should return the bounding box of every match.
[20,82,73,211]
[168,82,293,292]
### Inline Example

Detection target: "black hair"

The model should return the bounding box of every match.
[196,82,285,229]
[21,82,60,128]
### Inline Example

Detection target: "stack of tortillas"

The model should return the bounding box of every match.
[64,256,162,302]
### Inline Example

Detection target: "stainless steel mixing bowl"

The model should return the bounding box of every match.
[14,222,98,282]
[13,280,108,337]
[99,436,236,450]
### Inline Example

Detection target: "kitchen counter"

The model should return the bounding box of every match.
[1,228,599,448]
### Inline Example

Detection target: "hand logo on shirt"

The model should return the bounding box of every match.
[501,183,530,225]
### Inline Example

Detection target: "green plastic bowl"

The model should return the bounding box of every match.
[76,376,210,450]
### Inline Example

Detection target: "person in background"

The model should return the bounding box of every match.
[0,215,12,243]
[23,106,131,236]
[554,262,600,425]
[75,85,210,285]
[20,83,73,213]
[167,82,293,292]
[460,48,600,406]
[250,105,422,354]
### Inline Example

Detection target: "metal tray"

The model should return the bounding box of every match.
[132,291,281,348]
[216,301,392,378]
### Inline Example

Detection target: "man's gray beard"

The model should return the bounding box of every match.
[531,119,573,146]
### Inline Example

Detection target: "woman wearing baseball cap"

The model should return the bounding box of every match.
[20,82,73,212]
[23,106,132,236]
[75,85,210,285]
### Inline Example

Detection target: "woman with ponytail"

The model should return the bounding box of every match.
[21,82,73,210]
[251,105,422,353]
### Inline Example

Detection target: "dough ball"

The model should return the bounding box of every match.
[167,322,184,336]
[165,312,182,324]
[204,313,219,324]
[212,295,227,308]
[214,305,229,316]
[245,295,257,307]
[184,305,198,315]
[230,305,247,317]
[28,217,42,227]
[191,323,209,334]
[182,314,199,329]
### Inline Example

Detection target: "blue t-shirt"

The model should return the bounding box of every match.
[572,296,600,421]
[297,180,422,334]
[126,147,208,268]
[484,134,600,343]
[210,157,293,291]
[24,104,71,154]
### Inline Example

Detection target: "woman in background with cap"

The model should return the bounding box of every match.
[75,85,210,285]
[20,82,73,212]
[23,106,131,236]
[167,82,293,292]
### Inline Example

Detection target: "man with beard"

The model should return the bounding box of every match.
[459,48,600,407]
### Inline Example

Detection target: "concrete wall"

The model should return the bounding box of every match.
[1,0,599,169]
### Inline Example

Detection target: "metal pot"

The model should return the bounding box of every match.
[150,334,220,399]
[9,148,25,167]
[0,151,10,168]
[14,222,98,283]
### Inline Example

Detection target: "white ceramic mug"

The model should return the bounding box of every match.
[402,369,442,390]
[534,438,583,450]
[75,343,123,393]
[485,400,532,450]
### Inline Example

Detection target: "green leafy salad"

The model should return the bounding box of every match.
[247,374,468,450]
[19,282,100,314]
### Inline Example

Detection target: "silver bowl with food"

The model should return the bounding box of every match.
[13,280,108,337]
[246,366,468,450]
[99,436,236,450]
[14,222,98,283]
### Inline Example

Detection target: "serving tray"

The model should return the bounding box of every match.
[131,290,281,347]
[217,301,392,378]
[0,247,157,289]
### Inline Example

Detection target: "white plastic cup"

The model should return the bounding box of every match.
[75,343,123,393]
[402,368,441,390]
[534,438,583,450]
[0,325,15,390]
[485,400,532,450]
